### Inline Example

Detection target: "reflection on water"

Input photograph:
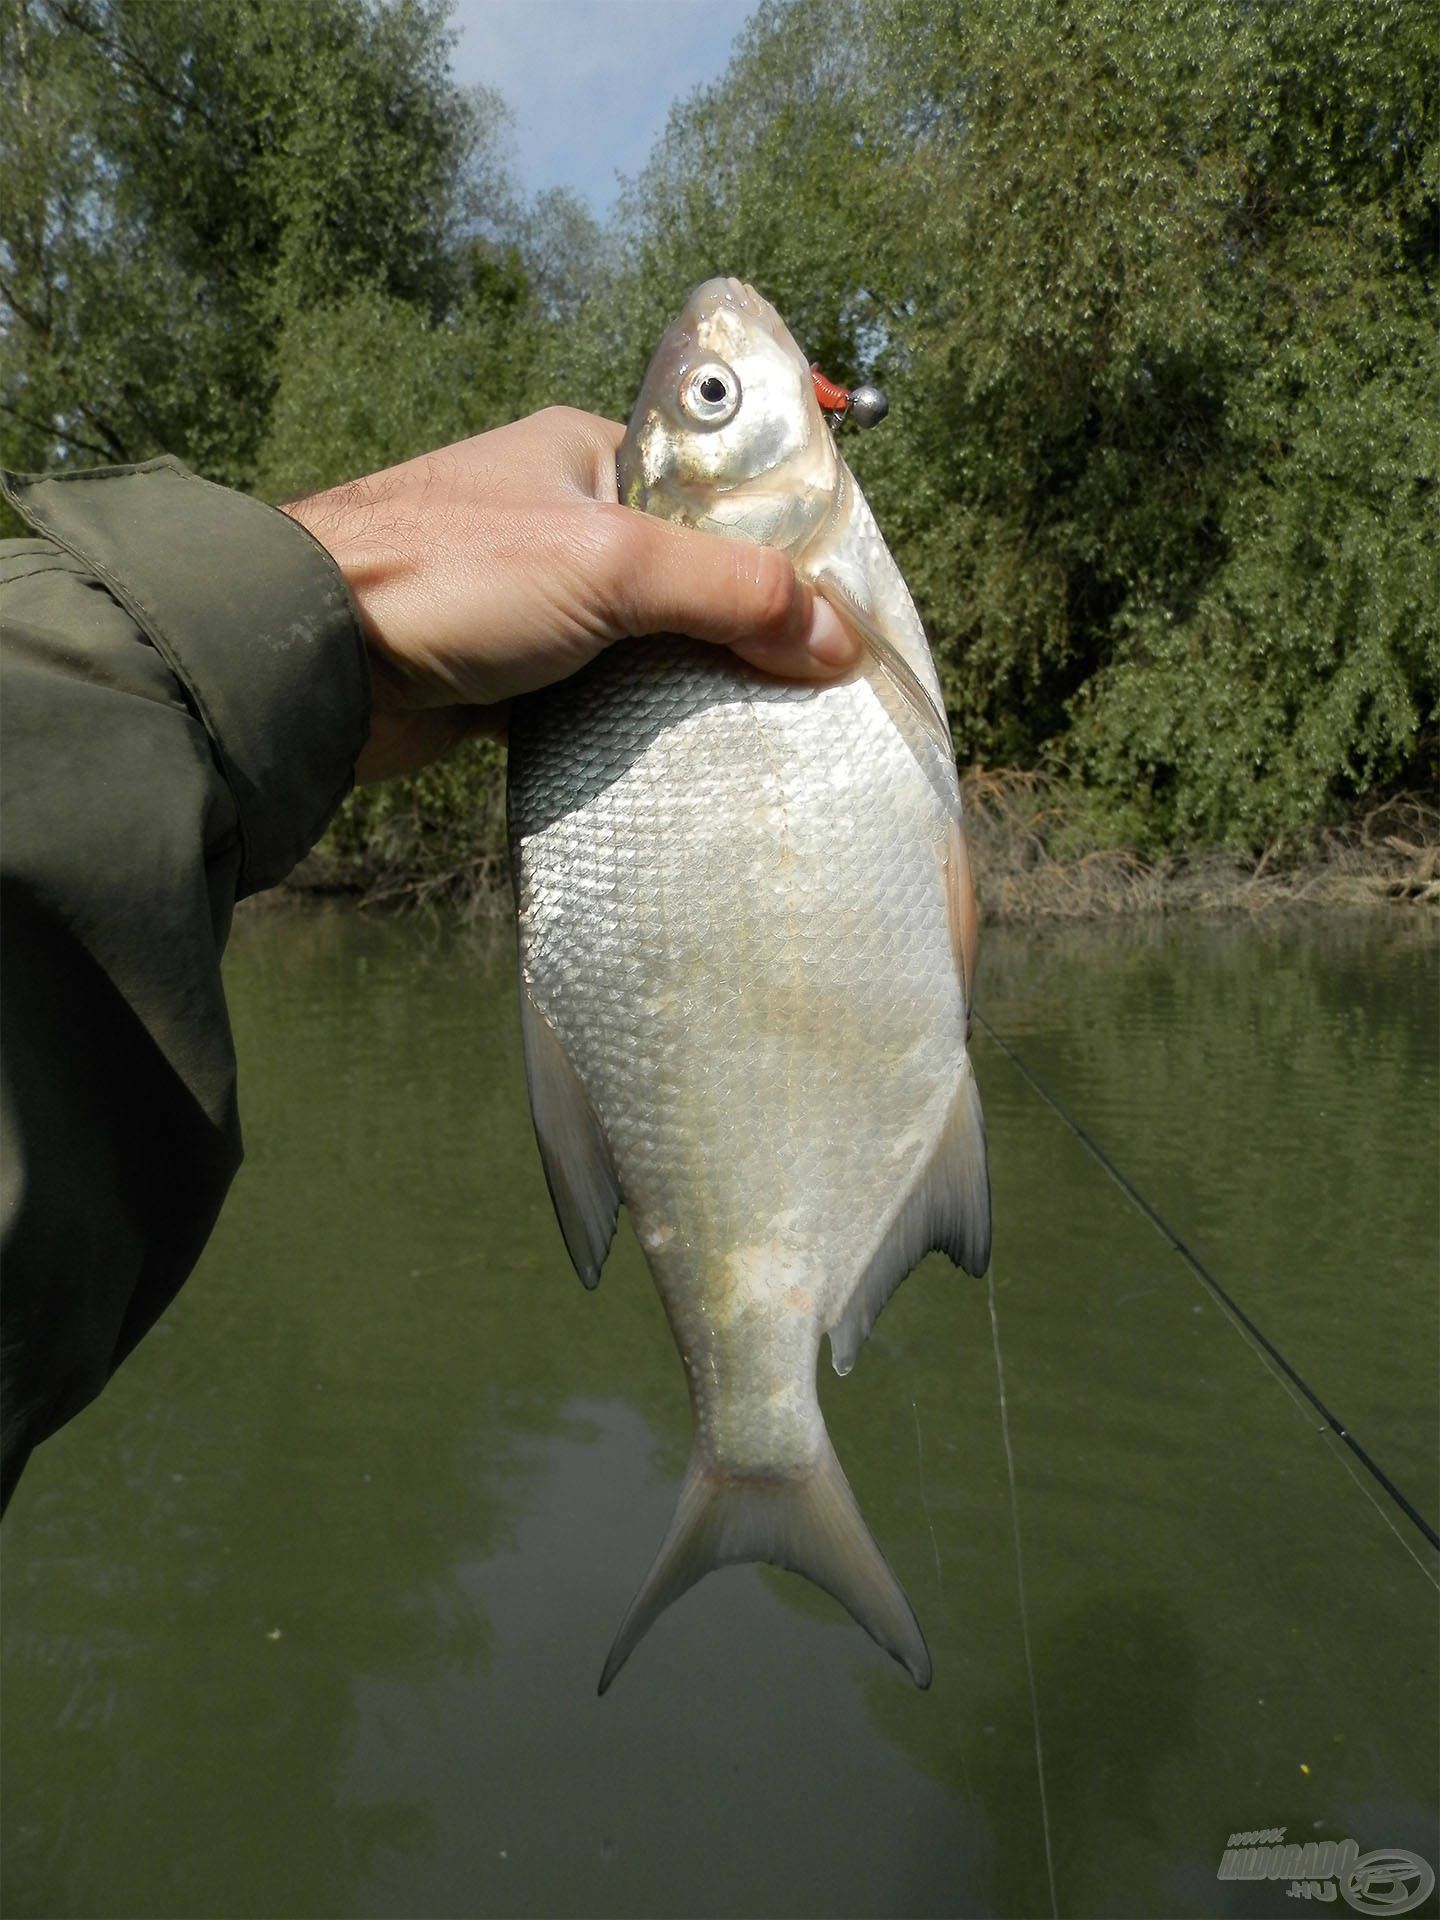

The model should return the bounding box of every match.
[2,905,1436,1918]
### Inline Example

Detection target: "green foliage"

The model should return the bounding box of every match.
[2,0,1433,860]
[254,276,535,501]
[1,0,515,492]
[255,193,607,499]
[320,740,508,903]
[591,0,1438,850]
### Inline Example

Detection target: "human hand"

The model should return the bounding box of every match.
[280,407,860,783]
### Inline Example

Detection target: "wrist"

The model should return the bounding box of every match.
[279,483,394,643]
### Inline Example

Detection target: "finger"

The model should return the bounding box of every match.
[597,511,861,680]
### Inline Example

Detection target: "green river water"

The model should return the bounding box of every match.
[3,905,1436,1919]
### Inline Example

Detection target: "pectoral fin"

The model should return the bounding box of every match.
[809,561,955,760]
[519,982,619,1288]
[828,1059,991,1376]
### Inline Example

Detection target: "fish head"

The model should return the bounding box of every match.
[618,277,839,552]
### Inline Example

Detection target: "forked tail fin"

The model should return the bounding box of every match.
[597,1437,931,1693]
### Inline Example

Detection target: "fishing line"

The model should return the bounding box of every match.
[910,1395,944,1596]
[972,1008,1440,1558]
[988,1271,1059,1920]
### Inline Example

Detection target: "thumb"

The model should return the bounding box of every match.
[598,509,860,680]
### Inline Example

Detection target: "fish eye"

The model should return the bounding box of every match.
[680,361,740,427]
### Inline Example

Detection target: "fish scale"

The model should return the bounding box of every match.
[508,278,989,1693]
[515,644,951,1278]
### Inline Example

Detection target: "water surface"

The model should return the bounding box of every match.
[3,906,1436,1918]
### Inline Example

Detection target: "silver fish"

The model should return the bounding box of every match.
[508,278,989,1692]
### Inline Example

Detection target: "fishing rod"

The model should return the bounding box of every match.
[972,1008,1440,1558]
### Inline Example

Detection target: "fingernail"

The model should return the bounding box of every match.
[805,597,860,669]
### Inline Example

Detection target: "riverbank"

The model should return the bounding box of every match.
[286,758,1438,924]
[956,776,1439,922]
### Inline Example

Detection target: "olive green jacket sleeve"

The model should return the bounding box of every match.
[1,458,370,1505]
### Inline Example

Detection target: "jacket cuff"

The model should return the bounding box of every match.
[1,457,371,895]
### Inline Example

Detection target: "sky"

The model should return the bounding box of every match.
[448,0,765,219]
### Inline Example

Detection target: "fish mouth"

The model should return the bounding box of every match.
[679,275,790,347]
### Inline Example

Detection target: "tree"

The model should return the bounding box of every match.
[0,0,515,498]
[598,0,1438,848]
[4,0,1433,861]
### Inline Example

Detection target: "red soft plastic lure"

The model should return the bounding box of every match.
[810,362,889,428]
[810,363,851,413]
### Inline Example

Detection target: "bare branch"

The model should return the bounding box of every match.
[48,0,218,132]
[0,396,119,462]
[0,269,53,342]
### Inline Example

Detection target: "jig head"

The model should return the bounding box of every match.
[810,363,889,429]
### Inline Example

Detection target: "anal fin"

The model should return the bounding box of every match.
[519,982,619,1288]
[828,1060,991,1376]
